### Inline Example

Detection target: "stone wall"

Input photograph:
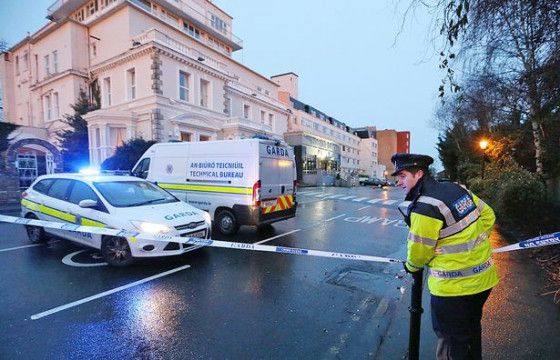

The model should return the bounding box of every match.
[0,171,20,204]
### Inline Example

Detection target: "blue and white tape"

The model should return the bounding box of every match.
[2,214,558,262]
[0,215,403,264]
[492,232,560,253]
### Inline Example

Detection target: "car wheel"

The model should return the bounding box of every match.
[24,214,48,244]
[101,236,135,267]
[216,209,239,235]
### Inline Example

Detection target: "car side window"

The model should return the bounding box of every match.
[68,181,100,205]
[32,179,54,194]
[46,179,72,201]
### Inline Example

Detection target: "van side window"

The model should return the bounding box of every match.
[133,158,150,179]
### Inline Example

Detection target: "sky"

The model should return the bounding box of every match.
[0,0,444,168]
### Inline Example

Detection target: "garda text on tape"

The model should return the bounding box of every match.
[0,215,403,264]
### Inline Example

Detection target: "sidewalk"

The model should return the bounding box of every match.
[375,228,560,359]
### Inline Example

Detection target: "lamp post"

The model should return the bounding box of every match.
[479,140,488,179]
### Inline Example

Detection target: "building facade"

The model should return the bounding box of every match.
[272,73,362,186]
[376,129,411,177]
[1,0,290,187]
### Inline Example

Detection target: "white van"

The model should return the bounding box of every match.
[132,137,297,235]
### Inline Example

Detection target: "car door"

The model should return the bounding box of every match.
[66,180,109,247]
[41,178,76,239]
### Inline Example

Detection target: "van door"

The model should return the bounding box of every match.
[259,143,295,203]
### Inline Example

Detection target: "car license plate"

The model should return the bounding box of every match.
[182,230,206,238]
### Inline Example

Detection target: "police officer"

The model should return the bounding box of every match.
[392,153,498,360]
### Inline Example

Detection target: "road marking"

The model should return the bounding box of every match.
[314,193,333,198]
[62,250,107,267]
[383,200,397,205]
[301,191,323,196]
[0,240,60,253]
[324,214,346,222]
[254,229,301,245]
[0,244,44,252]
[323,194,344,199]
[30,264,191,320]
[358,206,370,210]
[367,198,383,204]
[338,196,356,200]
[351,197,369,202]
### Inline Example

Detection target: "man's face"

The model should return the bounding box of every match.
[396,169,423,195]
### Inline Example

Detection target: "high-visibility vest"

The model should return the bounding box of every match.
[404,177,499,296]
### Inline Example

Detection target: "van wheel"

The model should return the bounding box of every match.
[216,209,239,235]
[24,214,48,244]
[101,236,135,267]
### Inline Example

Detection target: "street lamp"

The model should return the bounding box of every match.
[479,140,488,179]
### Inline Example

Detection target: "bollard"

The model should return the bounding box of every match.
[408,269,424,360]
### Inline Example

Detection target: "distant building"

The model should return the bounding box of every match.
[1,0,290,188]
[376,129,410,177]
[354,126,383,178]
[273,73,361,186]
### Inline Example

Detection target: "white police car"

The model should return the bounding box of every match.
[21,173,211,266]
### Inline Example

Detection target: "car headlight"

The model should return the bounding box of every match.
[203,211,212,225]
[130,220,171,234]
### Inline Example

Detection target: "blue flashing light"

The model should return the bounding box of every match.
[79,167,100,175]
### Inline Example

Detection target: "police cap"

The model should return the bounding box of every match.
[390,153,434,176]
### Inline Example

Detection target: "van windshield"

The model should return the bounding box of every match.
[94,181,178,207]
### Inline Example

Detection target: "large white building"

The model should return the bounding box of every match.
[1,0,290,186]
[1,0,384,190]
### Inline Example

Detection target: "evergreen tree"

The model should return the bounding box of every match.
[101,138,156,171]
[58,90,98,172]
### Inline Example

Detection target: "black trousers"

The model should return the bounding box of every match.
[431,289,492,360]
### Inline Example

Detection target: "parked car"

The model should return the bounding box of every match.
[359,177,388,187]
[21,173,211,266]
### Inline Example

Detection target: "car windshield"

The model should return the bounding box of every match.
[93,180,178,207]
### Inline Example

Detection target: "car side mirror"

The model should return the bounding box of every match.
[79,199,98,208]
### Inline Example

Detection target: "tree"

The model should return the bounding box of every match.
[100,138,156,171]
[58,90,98,172]
[0,122,19,169]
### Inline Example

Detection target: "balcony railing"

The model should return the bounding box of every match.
[132,29,230,76]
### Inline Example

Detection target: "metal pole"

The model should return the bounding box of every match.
[408,269,424,360]
[481,157,485,180]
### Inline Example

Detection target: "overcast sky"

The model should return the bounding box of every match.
[0,0,443,168]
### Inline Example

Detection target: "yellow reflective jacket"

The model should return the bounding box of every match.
[403,177,499,296]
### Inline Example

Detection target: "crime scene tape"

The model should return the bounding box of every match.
[0,215,403,264]
[492,231,560,253]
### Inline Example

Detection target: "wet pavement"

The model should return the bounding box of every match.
[1,187,559,359]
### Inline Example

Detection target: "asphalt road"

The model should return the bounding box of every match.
[1,185,559,359]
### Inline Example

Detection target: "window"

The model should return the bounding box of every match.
[243,104,250,119]
[44,95,52,121]
[103,77,111,106]
[210,14,227,34]
[44,55,50,76]
[260,110,266,124]
[179,71,190,101]
[199,135,211,141]
[53,92,60,118]
[269,114,274,126]
[46,179,72,200]
[200,79,210,108]
[132,158,151,179]
[68,181,100,205]
[32,179,54,194]
[183,22,200,39]
[22,52,29,72]
[91,43,97,58]
[224,97,231,116]
[127,68,136,100]
[180,132,192,142]
[52,51,58,73]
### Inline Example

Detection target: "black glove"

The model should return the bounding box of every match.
[403,262,412,274]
